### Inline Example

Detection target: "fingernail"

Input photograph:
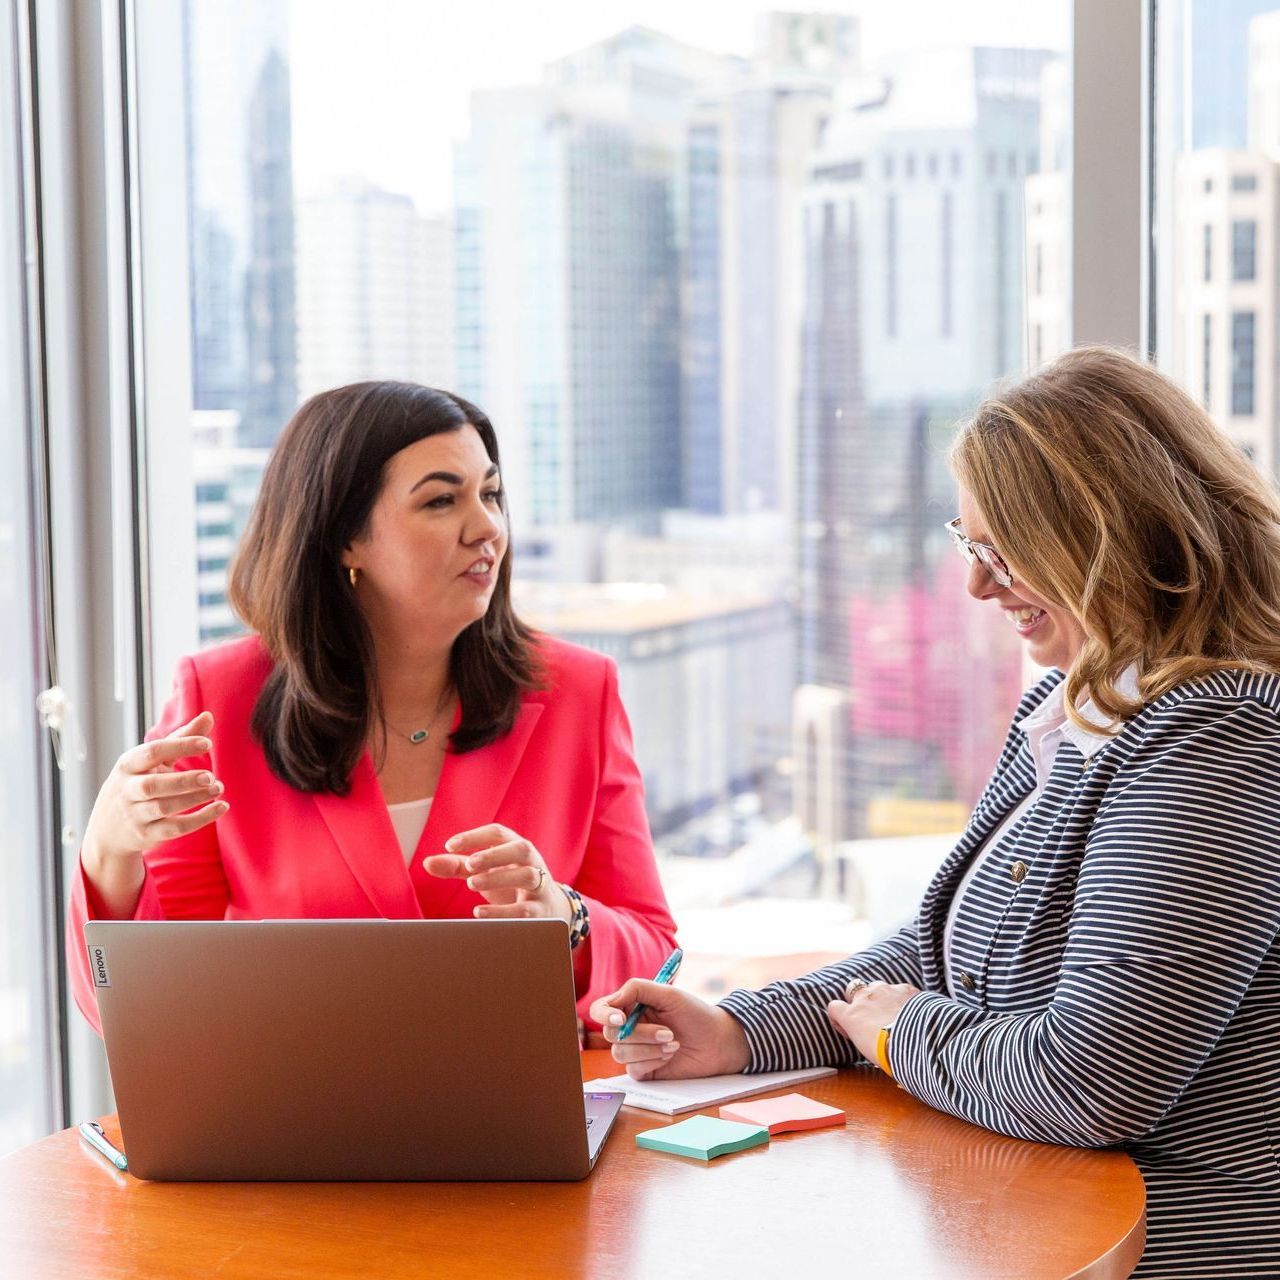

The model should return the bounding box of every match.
[195,773,212,786]
[662,1043,680,1055]
[654,1029,673,1043]
[216,801,229,813]
[211,781,224,795]
[466,877,477,890]
[465,857,479,872]
[445,837,459,851]
[194,739,211,752]
[609,1012,624,1025]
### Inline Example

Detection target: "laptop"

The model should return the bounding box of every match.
[82,918,624,1181]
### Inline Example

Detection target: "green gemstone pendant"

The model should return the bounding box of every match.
[409,729,429,744]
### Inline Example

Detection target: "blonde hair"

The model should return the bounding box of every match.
[951,345,1280,734]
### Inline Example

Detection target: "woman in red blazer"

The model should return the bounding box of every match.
[68,382,677,1034]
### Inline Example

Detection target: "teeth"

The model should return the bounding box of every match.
[1005,607,1045,627]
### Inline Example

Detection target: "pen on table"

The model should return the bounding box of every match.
[616,947,683,1042]
[78,1121,128,1171]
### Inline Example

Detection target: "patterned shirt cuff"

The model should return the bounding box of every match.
[718,986,867,1073]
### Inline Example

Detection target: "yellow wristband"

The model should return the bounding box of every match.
[875,1023,894,1079]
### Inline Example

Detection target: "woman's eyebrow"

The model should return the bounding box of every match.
[409,464,498,494]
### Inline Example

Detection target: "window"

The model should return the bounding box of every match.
[1203,223,1213,282]
[1232,172,1258,192]
[1203,313,1213,408]
[159,1,1070,991]
[941,191,953,336]
[994,189,1009,372]
[885,192,898,338]
[1231,218,1256,281]
[0,0,58,1156]
[1232,310,1256,416]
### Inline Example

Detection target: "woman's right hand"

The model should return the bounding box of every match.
[589,980,751,1081]
[82,711,227,873]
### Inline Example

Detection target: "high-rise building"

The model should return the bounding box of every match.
[191,411,268,643]
[296,181,455,401]
[242,48,297,446]
[514,581,792,836]
[683,16,853,517]
[794,46,1047,838]
[1170,15,1280,476]
[1024,56,1071,367]
[454,28,740,568]
[1171,151,1279,472]
[184,0,297,447]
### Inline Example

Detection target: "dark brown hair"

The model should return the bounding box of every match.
[227,381,541,793]
[952,346,1280,734]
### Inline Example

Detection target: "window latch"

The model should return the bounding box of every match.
[36,685,88,771]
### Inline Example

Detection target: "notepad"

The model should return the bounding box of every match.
[719,1093,846,1134]
[581,1065,837,1115]
[636,1115,770,1162]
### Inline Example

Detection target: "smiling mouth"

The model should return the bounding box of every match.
[463,561,494,578]
[1005,606,1046,629]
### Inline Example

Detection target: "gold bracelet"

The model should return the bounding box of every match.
[875,1023,894,1079]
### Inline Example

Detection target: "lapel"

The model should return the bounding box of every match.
[312,754,423,920]
[916,750,1036,988]
[411,701,546,915]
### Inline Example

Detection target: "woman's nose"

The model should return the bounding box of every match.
[465,496,503,543]
[965,558,998,601]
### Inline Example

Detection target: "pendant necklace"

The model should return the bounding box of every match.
[384,689,454,747]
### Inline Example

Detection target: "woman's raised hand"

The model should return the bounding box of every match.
[83,711,227,864]
[589,981,751,1081]
[423,823,574,925]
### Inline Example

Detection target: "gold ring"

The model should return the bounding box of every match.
[534,867,546,893]
[843,978,870,1002]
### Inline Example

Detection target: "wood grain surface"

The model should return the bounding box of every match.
[0,1051,1145,1279]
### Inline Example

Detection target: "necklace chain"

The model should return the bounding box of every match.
[383,689,454,747]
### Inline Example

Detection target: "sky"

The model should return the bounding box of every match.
[288,0,1069,214]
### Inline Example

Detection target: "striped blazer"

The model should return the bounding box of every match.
[720,670,1280,1277]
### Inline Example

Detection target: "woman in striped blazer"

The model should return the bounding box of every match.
[593,347,1280,1277]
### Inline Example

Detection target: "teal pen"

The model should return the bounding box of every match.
[616,947,683,1042]
[78,1121,128,1171]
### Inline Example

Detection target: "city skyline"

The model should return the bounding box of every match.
[181,2,1097,869]
[289,1,1067,214]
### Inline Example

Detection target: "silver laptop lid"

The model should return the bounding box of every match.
[84,919,591,1181]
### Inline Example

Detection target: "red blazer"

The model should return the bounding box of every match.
[67,633,677,1033]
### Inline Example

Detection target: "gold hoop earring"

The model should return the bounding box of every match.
[348,567,359,588]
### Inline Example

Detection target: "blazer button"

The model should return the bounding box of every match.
[959,972,976,992]
[1010,860,1029,884]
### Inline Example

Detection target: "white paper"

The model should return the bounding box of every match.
[581,1065,838,1115]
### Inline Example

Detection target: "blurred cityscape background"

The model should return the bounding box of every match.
[175,0,1278,995]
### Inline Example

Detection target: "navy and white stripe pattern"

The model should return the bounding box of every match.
[720,670,1280,1276]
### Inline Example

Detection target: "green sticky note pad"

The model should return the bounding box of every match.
[636,1115,770,1161]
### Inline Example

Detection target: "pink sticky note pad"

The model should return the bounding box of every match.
[719,1093,846,1135]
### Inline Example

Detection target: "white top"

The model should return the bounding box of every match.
[942,665,1141,997]
[386,796,434,865]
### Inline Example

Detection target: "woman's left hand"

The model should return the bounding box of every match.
[825,980,922,1064]
[422,824,573,924]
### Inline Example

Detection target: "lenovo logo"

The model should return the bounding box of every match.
[87,944,112,988]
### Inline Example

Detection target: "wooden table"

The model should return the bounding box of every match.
[0,1051,1145,1279]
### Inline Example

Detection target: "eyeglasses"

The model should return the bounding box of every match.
[944,517,1013,588]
